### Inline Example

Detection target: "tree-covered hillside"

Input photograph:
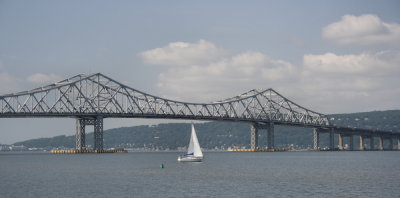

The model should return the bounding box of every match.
[328,110,400,131]
[13,110,400,150]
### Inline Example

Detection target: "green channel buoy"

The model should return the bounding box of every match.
[160,163,164,168]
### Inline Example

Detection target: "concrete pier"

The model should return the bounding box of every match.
[339,134,353,151]
[379,136,384,150]
[360,136,365,151]
[360,136,374,150]
[398,138,400,150]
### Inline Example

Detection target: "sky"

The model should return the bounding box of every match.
[0,0,399,144]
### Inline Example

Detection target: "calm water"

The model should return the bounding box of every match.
[1,151,399,198]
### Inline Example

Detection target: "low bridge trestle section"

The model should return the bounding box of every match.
[313,127,400,151]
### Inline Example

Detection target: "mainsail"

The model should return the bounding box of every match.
[187,124,203,157]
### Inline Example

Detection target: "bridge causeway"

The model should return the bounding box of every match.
[1,73,399,151]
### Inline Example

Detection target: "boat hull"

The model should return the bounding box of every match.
[177,156,203,162]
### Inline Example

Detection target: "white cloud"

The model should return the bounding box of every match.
[322,14,400,45]
[139,40,229,67]
[155,51,297,102]
[141,40,400,113]
[300,51,400,112]
[303,51,400,75]
[27,73,63,84]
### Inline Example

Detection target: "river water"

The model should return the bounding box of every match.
[1,151,399,197]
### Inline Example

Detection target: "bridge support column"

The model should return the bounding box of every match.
[388,138,393,150]
[398,138,400,150]
[267,122,274,149]
[339,134,353,151]
[349,135,354,151]
[313,128,319,150]
[360,136,374,150]
[329,129,334,150]
[379,136,383,150]
[360,136,365,151]
[75,116,104,151]
[250,123,258,150]
[94,116,104,150]
[76,118,86,151]
[370,137,375,150]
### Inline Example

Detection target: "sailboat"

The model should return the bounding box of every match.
[178,124,203,162]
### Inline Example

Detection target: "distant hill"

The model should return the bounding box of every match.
[328,110,400,131]
[14,110,400,150]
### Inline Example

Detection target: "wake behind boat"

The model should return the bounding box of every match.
[178,124,203,162]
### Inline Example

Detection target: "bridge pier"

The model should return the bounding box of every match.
[387,137,393,150]
[360,135,374,150]
[94,116,104,150]
[250,123,258,150]
[250,122,274,150]
[313,128,334,151]
[313,128,319,150]
[378,136,394,150]
[379,136,384,150]
[349,135,354,151]
[267,122,274,149]
[76,119,86,151]
[329,129,334,150]
[398,138,400,150]
[339,134,354,151]
[75,116,104,151]
[360,136,364,151]
[371,137,375,150]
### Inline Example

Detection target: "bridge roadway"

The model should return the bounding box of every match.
[0,73,399,151]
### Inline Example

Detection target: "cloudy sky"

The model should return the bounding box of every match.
[0,0,399,144]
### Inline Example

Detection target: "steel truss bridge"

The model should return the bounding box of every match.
[1,73,399,151]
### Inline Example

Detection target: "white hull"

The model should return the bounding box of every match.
[177,156,203,162]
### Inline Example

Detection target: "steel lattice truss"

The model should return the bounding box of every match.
[0,73,329,127]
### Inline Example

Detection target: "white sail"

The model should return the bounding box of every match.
[187,124,203,157]
[178,124,203,162]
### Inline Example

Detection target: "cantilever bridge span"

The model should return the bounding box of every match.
[1,73,399,151]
